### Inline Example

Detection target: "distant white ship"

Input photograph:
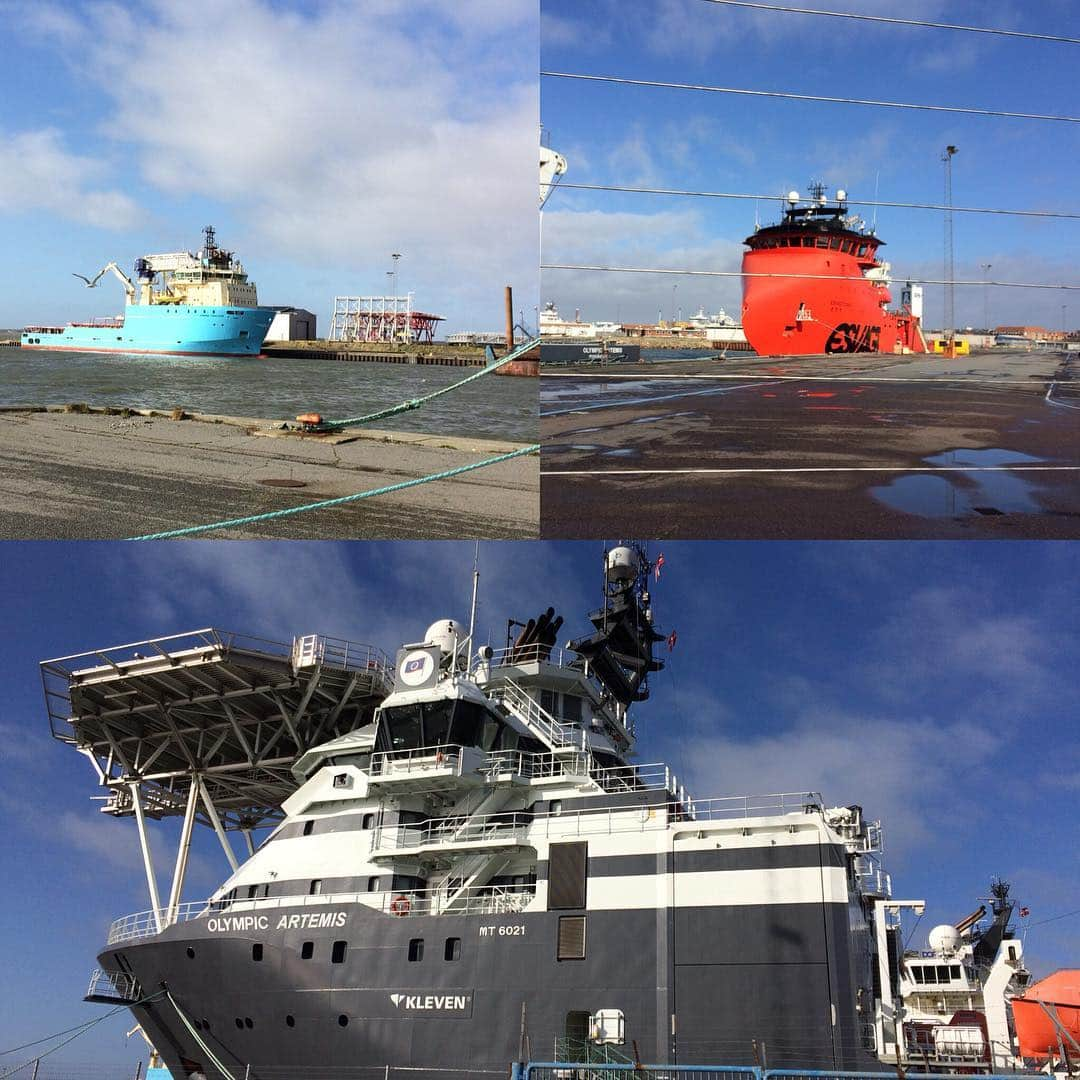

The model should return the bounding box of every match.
[540,302,609,339]
[686,306,747,346]
[686,305,738,330]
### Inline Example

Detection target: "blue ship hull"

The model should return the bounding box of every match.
[21,304,276,356]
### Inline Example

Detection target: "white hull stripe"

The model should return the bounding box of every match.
[585,866,848,909]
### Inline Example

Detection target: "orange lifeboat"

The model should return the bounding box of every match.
[1011,969,1080,1060]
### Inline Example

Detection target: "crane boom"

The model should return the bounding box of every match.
[73,261,136,303]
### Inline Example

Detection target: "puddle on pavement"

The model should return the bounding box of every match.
[871,448,1048,517]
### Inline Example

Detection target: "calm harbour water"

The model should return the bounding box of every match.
[0,348,537,442]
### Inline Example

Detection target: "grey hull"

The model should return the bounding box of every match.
[104,899,876,1079]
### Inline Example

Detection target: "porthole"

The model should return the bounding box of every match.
[244,1017,253,1029]
[252,944,263,961]
[286,1015,295,1028]
[235,1018,243,1029]
[186,947,195,959]
[338,1014,349,1027]
[301,941,314,959]
[202,1019,211,1031]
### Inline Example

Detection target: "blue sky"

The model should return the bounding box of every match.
[540,0,1080,330]
[0,540,1076,1066]
[0,0,538,335]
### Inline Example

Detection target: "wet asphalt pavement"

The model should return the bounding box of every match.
[540,350,1080,539]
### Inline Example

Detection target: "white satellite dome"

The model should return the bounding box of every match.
[606,546,639,583]
[425,618,464,657]
[928,924,962,955]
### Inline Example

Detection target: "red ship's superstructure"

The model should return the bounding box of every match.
[741,184,927,357]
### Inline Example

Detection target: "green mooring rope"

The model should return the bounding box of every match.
[125,443,539,540]
[324,336,540,429]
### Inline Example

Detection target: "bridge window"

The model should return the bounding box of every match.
[362,813,375,829]
[309,880,322,895]
[367,876,381,892]
[445,937,461,961]
[408,938,424,962]
[303,821,314,836]
[829,237,842,250]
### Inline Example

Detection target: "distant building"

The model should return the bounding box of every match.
[993,325,1065,342]
[266,307,317,341]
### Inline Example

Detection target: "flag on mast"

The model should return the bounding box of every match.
[655,553,666,581]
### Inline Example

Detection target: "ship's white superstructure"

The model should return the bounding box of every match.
[41,549,971,1080]
[539,300,599,338]
[889,884,1030,1072]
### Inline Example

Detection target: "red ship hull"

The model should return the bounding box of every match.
[742,248,926,357]
[739,189,927,358]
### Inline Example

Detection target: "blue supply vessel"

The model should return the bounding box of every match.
[22,226,275,356]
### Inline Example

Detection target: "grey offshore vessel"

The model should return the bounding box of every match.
[43,548,903,1079]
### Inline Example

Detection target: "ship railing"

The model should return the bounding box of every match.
[589,762,695,813]
[85,967,142,1002]
[373,791,824,855]
[69,317,125,327]
[106,885,536,942]
[370,744,466,778]
[289,633,392,679]
[525,1067,1030,1080]
[370,745,595,785]
[43,628,392,739]
[685,792,823,820]
[375,811,534,853]
[489,643,572,669]
[489,678,586,752]
[484,748,591,781]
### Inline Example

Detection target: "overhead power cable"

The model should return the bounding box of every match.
[1027,906,1080,928]
[554,182,1080,221]
[695,0,1080,45]
[541,263,1080,291]
[541,72,1080,124]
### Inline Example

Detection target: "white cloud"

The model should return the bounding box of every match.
[543,205,745,321]
[14,0,538,322]
[674,711,1002,855]
[0,128,144,229]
